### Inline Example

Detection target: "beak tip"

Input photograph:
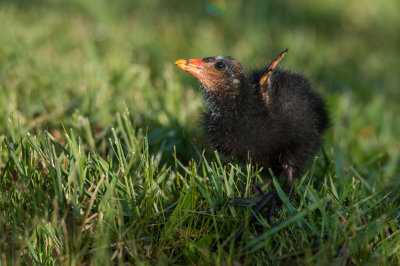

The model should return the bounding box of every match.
[174,59,186,66]
[174,58,204,73]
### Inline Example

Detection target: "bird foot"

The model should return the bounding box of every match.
[207,184,292,242]
[231,191,280,241]
[206,191,282,240]
[206,183,265,214]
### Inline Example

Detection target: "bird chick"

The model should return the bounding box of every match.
[175,50,329,238]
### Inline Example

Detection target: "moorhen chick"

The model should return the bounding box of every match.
[175,50,329,240]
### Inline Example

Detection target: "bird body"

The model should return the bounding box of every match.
[176,51,329,186]
[175,51,329,239]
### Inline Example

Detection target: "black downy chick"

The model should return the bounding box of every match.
[175,50,329,239]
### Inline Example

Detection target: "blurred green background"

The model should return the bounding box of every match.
[1,0,400,264]
[1,0,399,168]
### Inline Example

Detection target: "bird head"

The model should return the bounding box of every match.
[175,50,288,105]
[175,56,246,97]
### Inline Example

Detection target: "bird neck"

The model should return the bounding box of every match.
[204,84,266,119]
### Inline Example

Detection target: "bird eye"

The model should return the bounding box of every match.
[214,61,226,70]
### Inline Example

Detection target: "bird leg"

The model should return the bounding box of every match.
[226,183,265,208]
[206,164,296,242]
[231,164,295,241]
[207,183,265,214]
[232,191,281,241]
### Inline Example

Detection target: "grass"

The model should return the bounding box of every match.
[1,0,399,264]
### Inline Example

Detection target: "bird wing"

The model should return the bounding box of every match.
[259,49,288,104]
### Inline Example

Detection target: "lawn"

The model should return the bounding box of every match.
[0,0,399,264]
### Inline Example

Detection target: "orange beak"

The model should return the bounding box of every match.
[175,59,206,77]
